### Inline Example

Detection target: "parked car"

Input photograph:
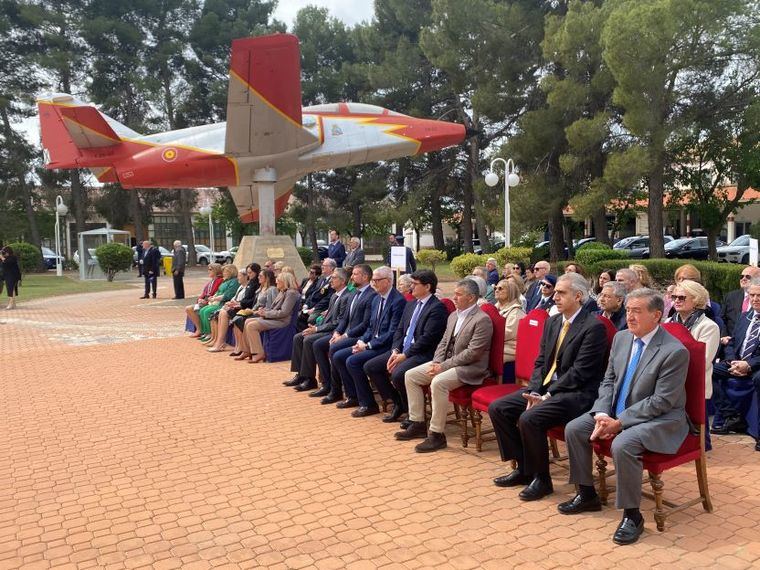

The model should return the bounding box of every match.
[717,234,750,264]
[613,235,674,258]
[316,239,329,260]
[41,246,66,270]
[661,237,725,260]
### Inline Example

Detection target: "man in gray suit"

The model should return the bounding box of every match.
[395,279,493,452]
[343,237,365,270]
[561,288,689,546]
[171,240,186,299]
[286,269,350,393]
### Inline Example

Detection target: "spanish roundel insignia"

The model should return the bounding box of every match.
[162,148,178,162]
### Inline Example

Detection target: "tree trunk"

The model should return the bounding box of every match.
[21,182,41,248]
[592,206,609,245]
[130,191,144,244]
[352,203,361,237]
[647,153,666,258]
[306,174,318,258]
[430,184,445,250]
[549,205,565,263]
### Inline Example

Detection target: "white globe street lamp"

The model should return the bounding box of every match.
[199,203,214,253]
[485,158,520,248]
[54,195,68,277]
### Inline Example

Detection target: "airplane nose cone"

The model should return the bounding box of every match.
[416,120,467,153]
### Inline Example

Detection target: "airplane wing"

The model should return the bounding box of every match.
[229,176,300,224]
[225,34,318,159]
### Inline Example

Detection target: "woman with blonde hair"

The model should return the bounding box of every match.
[671,263,725,332]
[494,279,526,382]
[665,279,720,449]
[238,272,301,363]
[628,263,652,288]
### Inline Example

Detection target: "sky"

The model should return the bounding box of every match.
[273,0,376,28]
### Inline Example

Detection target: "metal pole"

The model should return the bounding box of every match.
[55,195,65,276]
[208,212,214,252]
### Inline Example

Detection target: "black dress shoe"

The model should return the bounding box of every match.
[152,294,156,299]
[518,477,554,501]
[382,404,406,423]
[415,431,447,453]
[321,393,342,405]
[558,493,602,515]
[283,375,302,387]
[612,516,644,545]
[394,421,427,440]
[399,419,413,430]
[310,387,330,398]
[710,416,748,435]
[351,406,380,418]
[294,379,318,392]
[336,398,359,409]
[493,470,531,488]
[139,295,149,299]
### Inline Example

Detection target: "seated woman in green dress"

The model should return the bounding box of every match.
[198,265,239,341]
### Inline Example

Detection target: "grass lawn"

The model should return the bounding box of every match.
[12,273,135,304]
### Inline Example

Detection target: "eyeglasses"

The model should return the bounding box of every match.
[741,274,752,279]
[541,283,553,288]
[671,294,688,302]
[371,277,389,283]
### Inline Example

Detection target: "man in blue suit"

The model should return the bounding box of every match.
[711,279,760,436]
[140,241,161,299]
[313,264,377,404]
[363,269,449,422]
[525,260,551,311]
[332,266,407,416]
[327,229,346,267]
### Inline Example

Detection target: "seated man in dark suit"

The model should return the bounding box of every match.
[595,281,627,330]
[488,273,607,501]
[720,266,760,347]
[312,264,377,404]
[562,288,689,545]
[285,268,350,392]
[525,260,551,311]
[331,266,406,415]
[533,274,557,312]
[395,279,493,452]
[711,278,760,437]
[364,270,449,423]
[296,258,335,331]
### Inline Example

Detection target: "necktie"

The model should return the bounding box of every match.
[741,315,760,360]
[403,301,423,353]
[614,338,646,417]
[373,297,385,337]
[742,295,750,314]
[543,320,571,385]
[349,288,363,318]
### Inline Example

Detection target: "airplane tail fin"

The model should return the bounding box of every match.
[37,94,139,170]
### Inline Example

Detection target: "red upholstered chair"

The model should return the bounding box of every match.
[593,322,712,531]
[547,314,618,461]
[471,309,550,451]
[421,297,456,417]
[440,297,455,314]
[448,303,505,446]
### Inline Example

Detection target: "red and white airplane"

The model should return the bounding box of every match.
[37,33,469,224]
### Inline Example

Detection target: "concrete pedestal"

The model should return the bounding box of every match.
[235,235,307,281]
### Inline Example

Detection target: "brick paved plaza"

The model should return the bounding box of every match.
[2,274,760,569]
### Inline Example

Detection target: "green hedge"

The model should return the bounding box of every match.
[583,259,743,303]
[450,247,534,278]
[8,242,43,273]
[297,247,313,266]
[95,243,133,281]
[416,249,447,271]
[450,253,487,277]
[575,247,629,266]
[494,246,533,267]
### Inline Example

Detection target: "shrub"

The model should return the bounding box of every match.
[577,241,610,251]
[530,243,549,263]
[575,247,629,266]
[493,246,533,268]
[297,246,313,266]
[416,249,447,272]
[443,238,462,260]
[7,242,43,273]
[95,243,133,281]
[450,252,488,277]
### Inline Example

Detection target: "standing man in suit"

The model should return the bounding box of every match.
[395,279,493,452]
[720,266,760,345]
[313,264,377,404]
[364,270,449,423]
[488,273,607,501]
[140,241,161,299]
[327,229,346,267]
[561,288,689,545]
[711,278,760,435]
[344,237,365,270]
[171,240,186,300]
[525,261,551,311]
[332,267,406,416]
[285,269,350,393]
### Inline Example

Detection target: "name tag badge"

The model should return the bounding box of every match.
[529,319,538,326]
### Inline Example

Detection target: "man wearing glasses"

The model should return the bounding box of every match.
[711,278,760,440]
[525,261,552,310]
[535,274,557,312]
[720,266,760,345]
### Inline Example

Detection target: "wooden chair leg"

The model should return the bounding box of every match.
[595,454,609,505]
[695,455,713,512]
[549,437,561,459]
[649,471,666,531]
[473,410,483,452]
[453,404,469,447]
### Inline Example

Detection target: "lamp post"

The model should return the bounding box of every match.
[199,203,214,253]
[54,195,68,277]
[485,158,520,248]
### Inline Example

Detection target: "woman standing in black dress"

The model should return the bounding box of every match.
[0,246,21,310]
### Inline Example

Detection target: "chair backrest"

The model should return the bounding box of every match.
[661,322,706,425]
[514,308,549,382]
[441,297,456,314]
[595,314,618,366]
[479,303,506,379]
